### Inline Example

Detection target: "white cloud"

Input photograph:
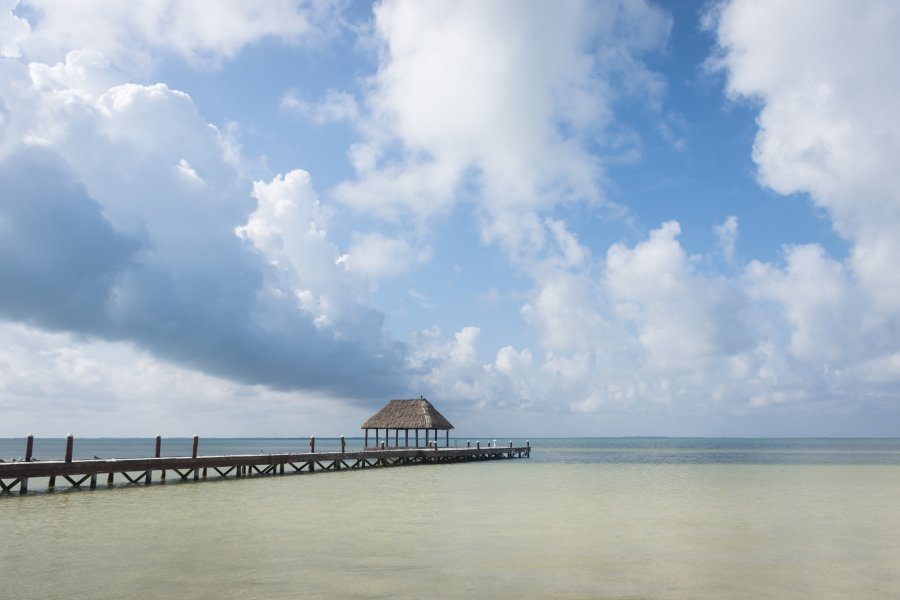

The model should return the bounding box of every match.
[12,0,342,72]
[714,215,738,262]
[0,0,29,58]
[709,0,900,388]
[281,88,361,124]
[711,0,900,310]
[0,321,369,437]
[334,0,671,257]
[0,46,405,400]
[338,232,430,280]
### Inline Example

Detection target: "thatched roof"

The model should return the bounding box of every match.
[361,398,454,430]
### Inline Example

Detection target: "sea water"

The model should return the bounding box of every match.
[2,438,899,599]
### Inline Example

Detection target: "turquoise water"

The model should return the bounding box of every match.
[2,438,899,599]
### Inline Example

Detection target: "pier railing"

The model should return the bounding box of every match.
[0,434,531,496]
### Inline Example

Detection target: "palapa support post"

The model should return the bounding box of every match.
[394,429,398,448]
[405,429,409,448]
[425,429,429,448]
[415,429,419,448]
[21,433,33,495]
[364,429,369,449]
[446,430,449,448]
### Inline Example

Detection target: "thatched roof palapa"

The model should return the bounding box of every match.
[361,398,454,430]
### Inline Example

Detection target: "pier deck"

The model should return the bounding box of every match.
[0,443,531,495]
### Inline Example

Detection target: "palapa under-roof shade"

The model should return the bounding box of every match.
[361,398,454,430]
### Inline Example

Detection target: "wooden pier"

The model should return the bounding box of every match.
[0,435,531,496]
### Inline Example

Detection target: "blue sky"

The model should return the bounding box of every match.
[1,0,899,438]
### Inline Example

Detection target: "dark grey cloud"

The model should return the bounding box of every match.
[0,147,406,400]
[0,148,142,331]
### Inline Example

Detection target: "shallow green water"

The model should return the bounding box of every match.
[2,457,899,599]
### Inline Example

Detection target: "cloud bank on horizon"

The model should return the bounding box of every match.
[1,0,899,436]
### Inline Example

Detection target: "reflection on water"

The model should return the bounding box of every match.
[2,439,899,599]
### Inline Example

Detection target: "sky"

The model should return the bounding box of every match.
[1,0,899,438]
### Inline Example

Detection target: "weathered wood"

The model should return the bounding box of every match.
[1,445,531,495]
[65,434,74,463]
[155,435,161,458]
[21,433,34,495]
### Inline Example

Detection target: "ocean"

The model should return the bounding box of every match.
[2,438,899,599]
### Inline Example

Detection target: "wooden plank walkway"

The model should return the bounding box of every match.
[0,437,531,496]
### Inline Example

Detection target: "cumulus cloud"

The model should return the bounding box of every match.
[0,46,405,400]
[411,0,900,421]
[334,0,671,257]
[0,148,143,330]
[710,0,900,384]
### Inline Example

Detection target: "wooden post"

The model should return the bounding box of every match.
[90,473,97,489]
[415,429,419,448]
[476,441,480,449]
[192,434,199,480]
[405,429,409,448]
[21,433,33,494]
[446,430,449,448]
[509,440,513,448]
[376,429,379,448]
[467,440,470,448]
[425,429,429,448]
[394,429,398,448]
[107,471,114,486]
[340,435,346,453]
[53,432,73,489]
[310,436,315,453]
[158,435,166,481]
[365,428,369,449]
[65,433,74,462]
